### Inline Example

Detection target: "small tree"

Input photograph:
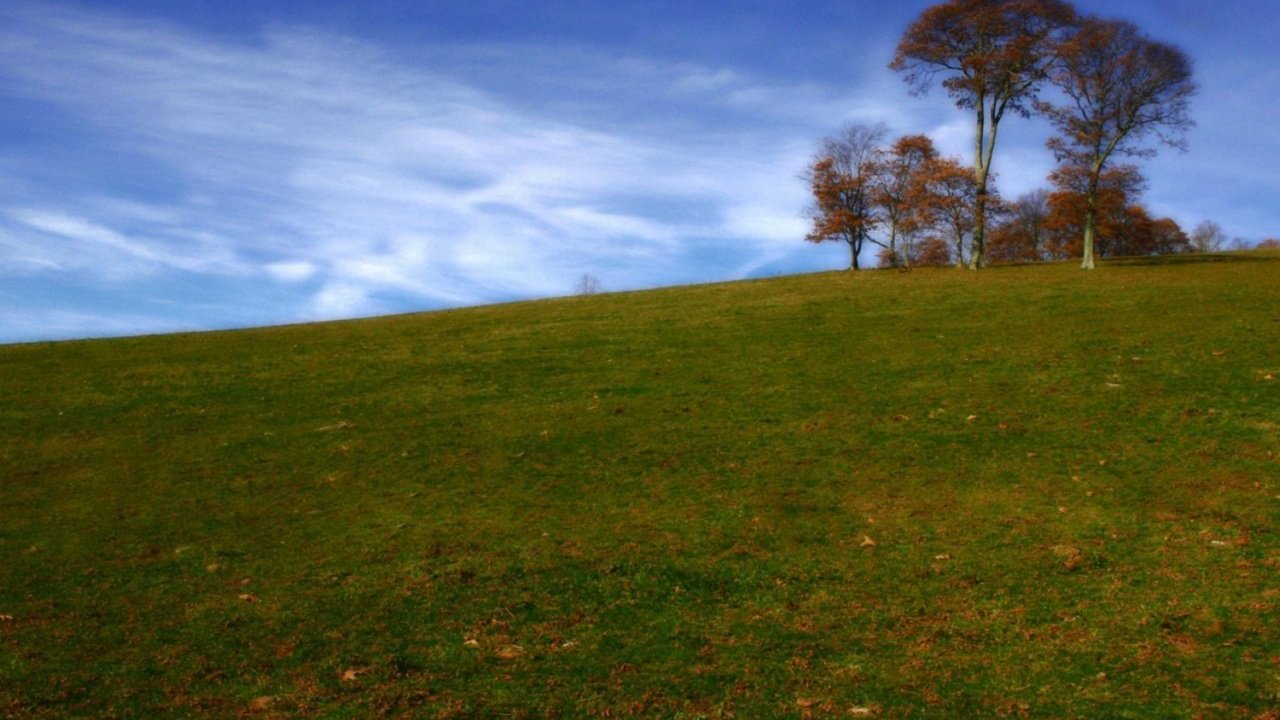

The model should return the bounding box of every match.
[575,274,602,295]
[1147,218,1191,256]
[1189,220,1227,253]
[916,236,954,267]
[922,157,981,268]
[988,189,1049,263]
[805,123,888,270]
[1039,17,1197,269]
[1258,238,1280,249]
[892,0,1078,269]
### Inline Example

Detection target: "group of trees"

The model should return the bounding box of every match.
[805,125,979,270]
[986,167,1192,262]
[807,0,1200,271]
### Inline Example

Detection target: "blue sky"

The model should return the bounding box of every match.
[2,1,1277,343]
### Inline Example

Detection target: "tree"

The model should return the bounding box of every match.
[1189,220,1227,253]
[1044,163,1145,259]
[1147,217,1191,256]
[916,236,954,266]
[1259,238,1280,249]
[805,123,888,270]
[892,0,1077,269]
[575,274,602,295]
[988,189,1049,263]
[1039,17,1197,269]
[1041,163,1188,259]
[873,134,939,269]
[922,157,982,267]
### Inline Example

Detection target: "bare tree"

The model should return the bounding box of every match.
[575,274,602,295]
[892,0,1077,270]
[1189,221,1227,253]
[1039,17,1197,269]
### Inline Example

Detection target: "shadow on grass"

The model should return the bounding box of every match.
[1103,251,1280,267]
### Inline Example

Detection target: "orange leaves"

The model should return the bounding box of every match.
[892,0,1077,108]
[807,121,981,269]
[806,155,878,248]
[494,645,525,661]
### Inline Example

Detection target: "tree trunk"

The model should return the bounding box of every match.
[1080,207,1097,270]
[968,103,990,270]
[1081,163,1102,270]
[969,188,987,270]
[849,238,860,270]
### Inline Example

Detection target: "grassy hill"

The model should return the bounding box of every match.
[3,254,1279,718]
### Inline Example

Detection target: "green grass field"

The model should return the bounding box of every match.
[3,254,1279,718]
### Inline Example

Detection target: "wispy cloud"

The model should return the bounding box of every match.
[0,4,855,340]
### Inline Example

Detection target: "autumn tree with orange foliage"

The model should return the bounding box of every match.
[915,237,954,267]
[921,157,982,267]
[1040,163,1188,259]
[875,135,939,269]
[987,190,1049,263]
[1043,163,1143,259]
[1039,17,1197,269]
[892,0,1077,270]
[804,123,888,270]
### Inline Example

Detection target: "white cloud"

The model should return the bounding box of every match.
[266,260,317,283]
[3,208,246,279]
[311,282,373,318]
[0,4,921,338]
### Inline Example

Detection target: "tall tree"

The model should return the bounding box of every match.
[804,123,888,270]
[1039,17,1197,269]
[891,0,1077,269]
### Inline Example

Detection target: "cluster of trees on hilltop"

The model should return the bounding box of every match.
[806,125,981,270]
[980,166,1193,264]
[807,0,1200,271]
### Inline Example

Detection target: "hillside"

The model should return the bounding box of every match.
[3,254,1279,718]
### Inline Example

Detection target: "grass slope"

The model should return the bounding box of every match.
[3,254,1280,718]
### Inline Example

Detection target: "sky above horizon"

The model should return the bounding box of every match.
[2,1,1278,343]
